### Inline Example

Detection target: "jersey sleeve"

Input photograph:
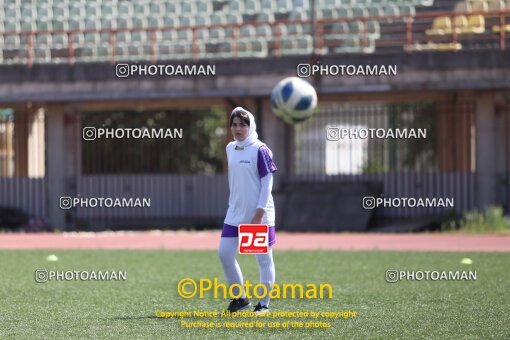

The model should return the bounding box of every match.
[257,145,277,178]
[257,172,273,210]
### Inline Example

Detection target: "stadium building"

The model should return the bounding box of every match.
[0,0,509,231]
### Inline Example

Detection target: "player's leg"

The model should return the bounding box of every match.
[218,236,251,312]
[218,237,244,297]
[254,246,275,314]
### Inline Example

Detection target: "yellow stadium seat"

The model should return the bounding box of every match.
[487,0,505,10]
[471,0,489,12]
[459,14,485,33]
[426,16,452,35]
[404,42,462,52]
[453,15,469,33]
[454,2,472,12]
[435,42,463,51]
[492,24,510,32]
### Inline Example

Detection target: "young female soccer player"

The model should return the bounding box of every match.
[218,107,277,314]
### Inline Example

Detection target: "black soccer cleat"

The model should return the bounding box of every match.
[253,302,270,315]
[226,298,251,313]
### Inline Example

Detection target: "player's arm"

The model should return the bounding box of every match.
[251,145,277,224]
[251,173,273,224]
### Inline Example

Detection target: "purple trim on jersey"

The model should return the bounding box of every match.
[221,223,276,246]
[257,145,277,179]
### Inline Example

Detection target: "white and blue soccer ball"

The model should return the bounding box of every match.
[271,77,318,124]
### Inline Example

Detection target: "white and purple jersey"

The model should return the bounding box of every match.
[224,140,277,227]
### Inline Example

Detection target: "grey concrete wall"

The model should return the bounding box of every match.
[474,93,498,210]
[45,106,66,229]
[0,51,509,103]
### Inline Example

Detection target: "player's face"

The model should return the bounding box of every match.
[231,117,249,141]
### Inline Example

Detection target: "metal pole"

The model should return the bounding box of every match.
[310,0,321,87]
[311,0,317,54]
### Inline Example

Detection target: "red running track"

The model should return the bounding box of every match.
[0,231,509,252]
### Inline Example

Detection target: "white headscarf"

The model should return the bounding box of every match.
[231,107,261,148]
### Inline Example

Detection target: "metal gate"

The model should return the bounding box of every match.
[290,100,477,217]
[72,107,229,228]
[0,107,46,219]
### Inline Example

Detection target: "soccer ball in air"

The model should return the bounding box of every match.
[270,77,318,124]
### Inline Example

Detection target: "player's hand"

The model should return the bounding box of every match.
[250,209,265,224]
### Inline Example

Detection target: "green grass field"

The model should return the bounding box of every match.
[1,250,509,339]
